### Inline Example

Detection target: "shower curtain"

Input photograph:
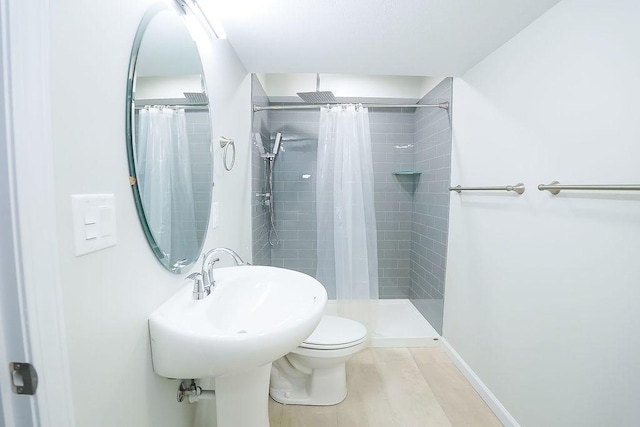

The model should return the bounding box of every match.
[136,107,198,266]
[316,104,379,300]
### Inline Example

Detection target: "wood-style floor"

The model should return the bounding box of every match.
[268,346,503,427]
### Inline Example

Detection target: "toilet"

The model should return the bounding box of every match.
[269,315,367,406]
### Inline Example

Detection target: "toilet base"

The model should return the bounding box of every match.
[270,357,348,406]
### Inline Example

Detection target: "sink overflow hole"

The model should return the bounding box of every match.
[237,330,248,334]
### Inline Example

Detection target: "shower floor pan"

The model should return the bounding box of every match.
[324,299,440,347]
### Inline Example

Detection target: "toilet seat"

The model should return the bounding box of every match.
[299,315,367,350]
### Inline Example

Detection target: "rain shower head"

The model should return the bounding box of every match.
[296,74,337,103]
[183,92,209,104]
[296,91,336,103]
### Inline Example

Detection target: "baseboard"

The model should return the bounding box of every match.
[440,338,521,427]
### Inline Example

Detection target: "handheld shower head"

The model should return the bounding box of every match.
[273,132,282,155]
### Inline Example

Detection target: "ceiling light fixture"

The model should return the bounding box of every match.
[177,0,227,40]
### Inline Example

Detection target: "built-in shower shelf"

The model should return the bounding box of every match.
[392,170,421,176]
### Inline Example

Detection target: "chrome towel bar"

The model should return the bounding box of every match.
[538,181,640,195]
[449,183,525,195]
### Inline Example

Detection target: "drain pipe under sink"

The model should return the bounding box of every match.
[177,379,216,403]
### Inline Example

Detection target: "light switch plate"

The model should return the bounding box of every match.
[71,194,117,256]
[211,202,219,229]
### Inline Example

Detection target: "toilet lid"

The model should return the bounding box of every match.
[300,316,367,350]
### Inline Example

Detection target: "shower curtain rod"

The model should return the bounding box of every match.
[134,105,209,111]
[253,102,449,112]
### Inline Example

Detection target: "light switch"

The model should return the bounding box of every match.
[83,207,98,225]
[85,223,98,240]
[71,194,117,256]
[99,205,113,237]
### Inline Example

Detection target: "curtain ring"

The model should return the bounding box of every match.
[220,137,236,171]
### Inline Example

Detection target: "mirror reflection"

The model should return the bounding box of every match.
[127,5,213,273]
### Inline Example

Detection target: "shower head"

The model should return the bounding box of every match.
[296,91,337,103]
[273,132,282,155]
[297,74,337,103]
[183,92,209,104]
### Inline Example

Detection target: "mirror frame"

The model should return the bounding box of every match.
[125,2,213,273]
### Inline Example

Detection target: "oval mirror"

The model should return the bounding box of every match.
[126,4,213,273]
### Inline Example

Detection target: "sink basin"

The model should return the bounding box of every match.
[148,265,328,379]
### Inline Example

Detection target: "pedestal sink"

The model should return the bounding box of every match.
[148,266,328,426]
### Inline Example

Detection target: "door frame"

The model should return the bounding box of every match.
[0,0,75,425]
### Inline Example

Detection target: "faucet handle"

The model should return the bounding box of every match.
[186,272,208,300]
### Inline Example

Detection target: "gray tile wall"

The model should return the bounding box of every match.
[250,75,271,266]
[268,109,319,278]
[370,108,416,298]
[185,111,213,246]
[409,78,453,333]
[249,77,452,321]
[266,107,417,298]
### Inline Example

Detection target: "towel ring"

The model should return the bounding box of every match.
[219,137,236,171]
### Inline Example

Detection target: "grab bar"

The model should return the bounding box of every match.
[538,181,640,195]
[449,183,525,195]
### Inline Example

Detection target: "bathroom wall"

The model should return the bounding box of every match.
[264,107,417,298]
[409,78,452,333]
[444,1,640,426]
[370,108,416,298]
[266,109,319,278]
[258,87,453,304]
[261,74,444,102]
[50,1,251,426]
[185,111,213,245]
[251,75,271,266]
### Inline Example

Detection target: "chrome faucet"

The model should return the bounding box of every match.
[189,248,247,300]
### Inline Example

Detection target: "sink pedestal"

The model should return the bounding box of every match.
[214,363,272,427]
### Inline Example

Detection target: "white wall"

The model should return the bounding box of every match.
[444,1,640,426]
[261,73,443,102]
[195,15,253,267]
[50,1,250,426]
[135,75,203,99]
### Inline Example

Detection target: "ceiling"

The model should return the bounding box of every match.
[201,0,561,76]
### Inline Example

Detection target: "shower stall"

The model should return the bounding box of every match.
[250,75,453,339]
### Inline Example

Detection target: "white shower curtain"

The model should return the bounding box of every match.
[316,104,379,301]
[136,107,198,267]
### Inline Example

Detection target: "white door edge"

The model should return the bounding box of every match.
[0,0,75,425]
[0,2,37,425]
